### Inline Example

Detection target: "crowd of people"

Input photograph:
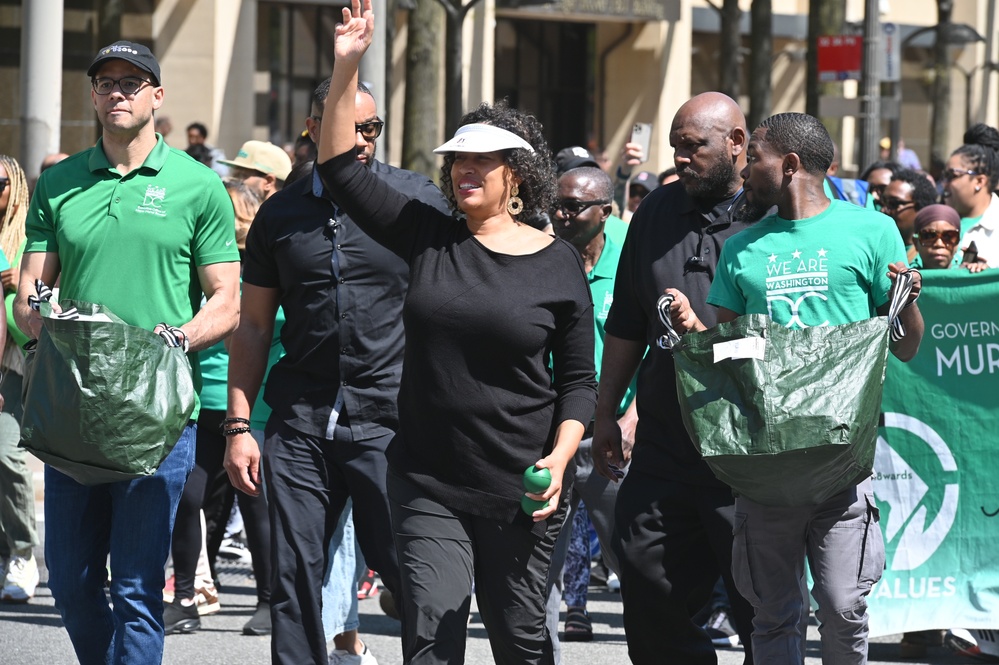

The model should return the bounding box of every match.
[1,1,998,664]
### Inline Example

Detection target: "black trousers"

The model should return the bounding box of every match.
[172,409,271,602]
[264,417,399,665]
[612,469,754,665]
[388,470,566,665]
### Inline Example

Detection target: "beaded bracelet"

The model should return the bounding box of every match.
[219,417,251,434]
[223,426,253,437]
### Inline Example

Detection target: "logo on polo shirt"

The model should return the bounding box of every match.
[136,184,167,217]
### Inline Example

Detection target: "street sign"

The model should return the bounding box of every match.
[817,35,863,82]
[819,95,899,119]
[881,22,901,82]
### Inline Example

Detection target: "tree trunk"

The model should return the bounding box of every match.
[436,0,485,136]
[748,0,772,130]
[403,0,444,178]
[806,0,846,146]
[719,0,742,98]
[930,0,953,165]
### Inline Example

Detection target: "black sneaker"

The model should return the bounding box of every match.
[243,602,271,636]
[702,608,740,648]
[163,598,201,634]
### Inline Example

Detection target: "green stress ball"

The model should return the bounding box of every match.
[521,495,550,515]
[523,466,552,494]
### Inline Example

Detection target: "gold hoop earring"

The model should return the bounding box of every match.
[507,184,524,216]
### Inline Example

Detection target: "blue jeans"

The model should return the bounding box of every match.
[45,423,196,665]
[321,497,367,638]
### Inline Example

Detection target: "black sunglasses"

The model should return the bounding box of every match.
[309,117,385,141]
[559,198,610,216]
[0,177,8,197]
[881,197,914,211]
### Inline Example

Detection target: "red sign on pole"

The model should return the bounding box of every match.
[816,35,863,82]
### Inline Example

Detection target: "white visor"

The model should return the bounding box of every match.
[433,123,535,154]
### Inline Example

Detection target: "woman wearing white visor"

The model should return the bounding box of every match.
[316,2,597,664]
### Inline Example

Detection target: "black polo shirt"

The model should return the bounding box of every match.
[605,181,756,485]
[242,160,449,441]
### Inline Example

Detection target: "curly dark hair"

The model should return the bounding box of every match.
[954,123,999,191]
[890,168,938,210]
[439,101,558,219]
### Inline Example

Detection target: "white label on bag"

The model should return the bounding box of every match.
[713,338,766,363]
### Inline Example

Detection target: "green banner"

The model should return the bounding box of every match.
[869,269,999,636]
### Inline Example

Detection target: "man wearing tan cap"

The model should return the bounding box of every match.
[219,140,292,200]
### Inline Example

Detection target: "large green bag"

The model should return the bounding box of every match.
[20,300,196,485]
[673,314,891,506]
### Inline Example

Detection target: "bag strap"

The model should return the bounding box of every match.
[655,294,681,350]
[887,269,918,342]
[27,279,79,320]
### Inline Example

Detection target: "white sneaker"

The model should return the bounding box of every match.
[329,645,379,665]
[606,572,620,593]
[2,554,40,602]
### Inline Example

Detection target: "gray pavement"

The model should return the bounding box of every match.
[0,461,974,664]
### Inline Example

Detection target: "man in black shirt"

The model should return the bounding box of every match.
[224,79,449,665]
[592,92,759,665]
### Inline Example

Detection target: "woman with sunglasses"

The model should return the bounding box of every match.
[942,124,999,267]
[316,2,597,663]
[912,204,986,273]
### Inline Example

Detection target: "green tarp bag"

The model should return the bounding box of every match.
[673,313,891,506]
[20,300,196,485]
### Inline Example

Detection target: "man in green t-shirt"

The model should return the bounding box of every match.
[668,112,924,664]
[13,41,240,664]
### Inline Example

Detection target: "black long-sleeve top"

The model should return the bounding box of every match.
[318,150,597,527]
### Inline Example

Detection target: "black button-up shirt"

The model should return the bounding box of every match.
[242,160,449,441]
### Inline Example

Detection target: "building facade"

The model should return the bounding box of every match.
[2,0,997,179]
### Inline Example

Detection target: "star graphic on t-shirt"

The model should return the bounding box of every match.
[817,248,827,257]
[792,249,802,259]
[768,253,778,263]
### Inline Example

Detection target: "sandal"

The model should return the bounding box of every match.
[563,606,593,642]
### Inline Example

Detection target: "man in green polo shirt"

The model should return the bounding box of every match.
[549,166,637,648]
[13,40,240,665]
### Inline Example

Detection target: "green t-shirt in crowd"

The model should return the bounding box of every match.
[251,306,286,431]
[604,214,629,248]
[24,136,239,418]
[3,241,29,351]
[198,292,286,428]
[708,199,903,328]
[590,231,636,415]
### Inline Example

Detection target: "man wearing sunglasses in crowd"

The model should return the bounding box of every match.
[547,165,634,650]
[15,41,240,664]
[879,169,939,267]
[224,77,449,664]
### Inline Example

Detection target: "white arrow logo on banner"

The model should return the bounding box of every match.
[874,412,960,571]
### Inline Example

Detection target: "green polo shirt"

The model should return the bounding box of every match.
[590,231,637,416]
[25,136,239,418]
[604,214,629,247]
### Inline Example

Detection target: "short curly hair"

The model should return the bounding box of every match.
[439,101,558,219]
[890,168,937,211]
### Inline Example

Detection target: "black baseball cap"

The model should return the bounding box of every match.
[87,41,161,85]
[555,146,600,174]
[630,171,659,192]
